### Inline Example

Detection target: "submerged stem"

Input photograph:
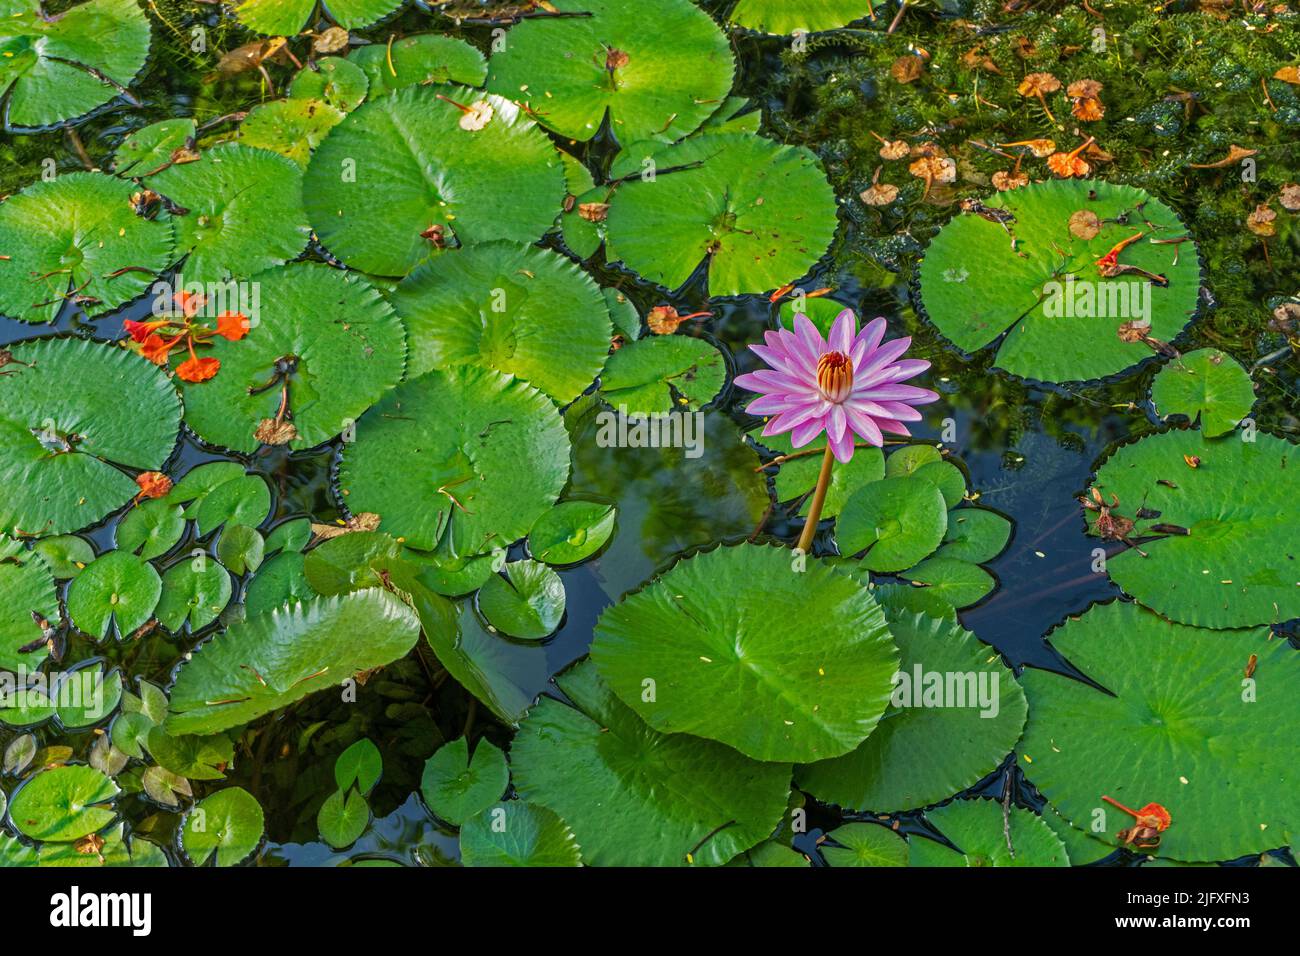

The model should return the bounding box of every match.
[795,444,836,554]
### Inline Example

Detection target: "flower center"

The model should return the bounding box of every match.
[816,351,854,403]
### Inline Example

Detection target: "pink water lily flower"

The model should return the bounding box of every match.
[735,309,939,462]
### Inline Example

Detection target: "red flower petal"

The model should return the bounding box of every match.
[176,355,220,382]
[214,311,250,341]
[123,319,168,343]
[139,333,173,365]
[174,290,207,318]
[134,471,173,500]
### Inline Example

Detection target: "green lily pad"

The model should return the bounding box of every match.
[304,84,565,277]
[303,531,414,596]
[796,612,1026,812]
[338,365,570,553]
[728,0,876,33]
[0,536,58,671]
[837,476,948,572]
[605,133,838,295]
[527,500,617,565]
[236,0,402,33]
[318,787,371,848]
[289,56,370,112]
[820,822,908,867]
[148,143,311,284]
[420,736,509,826]
[591,543,899,762]
[115,499,184,560]
[243,551,314,617]
[459,801,582,867]
[0,0,150,129]
[910,799,1069,867]
[0,679,54,726]
[410,584,548,725]
[38,824,167,867]
[1090,428,1300,627]
[183,473,272,537]
[67,550,162,639]
[181,787,264,866]
[0,339,180,537]
[753,431,885,519]
[599,335,726,414]
[1040,803,1117,866]
[511,659,792,866]
[917,179,1201,383]
[1151,348,1256,438]
[265,517,311,554]
[165,588,420,735]
[10,764,118,842]
[936,508,1012,564]
[478,560,565,640]
[113,118,198,175]
[727,839,809,867]
[0,172,174,323]
[30,534,94,578]
[349,33,486,94]
[900,557,996,610]
[237,97,346,167]
[484,0,734,144]
[179,264,406,453]
[56,666,122,729]
[146,727,233,781]
[335,738,382,794]
[884,443,943,477]
[390,241,610,404]
[155,559,232,632]
[556,152,604,260]
[1020,600,1300,862]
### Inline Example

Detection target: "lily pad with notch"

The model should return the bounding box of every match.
[916,179,1201,383]
[909,798,1069,867]
[477,559,565,640]
[836,476,948,573]
[9,764,119,842]
[0,535,58,671]
[420,736,509,826]
[349,33,486,94]
[236,97,346,167]
[235,0,402,34]
[1150,348,1256,438]
[598,334,726,414]
[155,558,232,632]
[181,786,264,866]
[289,56,370,112]
[66,549,162,640]
[527,500,617,566]
[484,0,734,144]
[459,801,582,867]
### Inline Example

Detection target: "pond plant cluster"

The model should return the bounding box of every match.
[0,0,1297,870]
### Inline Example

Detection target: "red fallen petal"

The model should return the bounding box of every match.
[139,333,173,365]
[134,471,172,500]
[176,355,220,382]
[214,311,250,341]
[174,289,207,318]
[1135,803,1172,831]
[123,319,168,343]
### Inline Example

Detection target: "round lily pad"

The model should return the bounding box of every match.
[837,476,948,572]
[318,788,370,848]
[67,550,162,639]
[936,507,1012,564]
[0,0,150,129]
[165,588,420,735]
[304,84,565,277]
[10,764,119,842]
[181,787,264,866]
[420,736,509,826]
[599,335,726,413]
[147,727,233,781]
[389,241,610,404]
[0,172,174,323]
[171,464,272,536]
[0,535,58,671]
[820,822,907,867]
[1020,600,1300,862]
[899,556,996,610]
[243,551,313,618]
[728,0,877,33]
[460,801,582,867]
[796,612,1026,812]
[478,560,565,639]
[115,498,184,560]
[178,263,407,453]
[155,560,232,632]
[148,143,311,284]
[605,133,839,295]
[56,665,122,729]
[30,533,95,578]
[910,798,1069,867]
[337,365,570,553]
[1090,428,1300,627]
[484,0,734,144]
[237,97,346,167]
[302,531,412,596]
[1150,348,1256,437]
[236,0,401,33]
[349,33,487,94]
[0,339,180,537]
[917,179,1201,383]
[510,659,792,866]
[113,118,198,175]
[289,57,370,113]
[527,500,616,565]
[591,543,899,763]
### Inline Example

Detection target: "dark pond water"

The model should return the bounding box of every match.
[3,1,1297,866]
